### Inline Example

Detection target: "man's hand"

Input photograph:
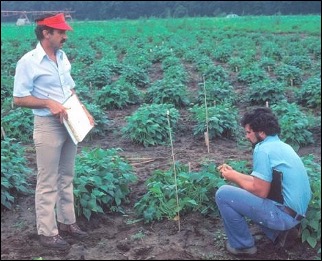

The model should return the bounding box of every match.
[217,163,233,171]
[81,104,95,126]
[217,163,233,179]
[47,100,69,123]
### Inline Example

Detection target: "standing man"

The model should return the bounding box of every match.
[215,107,311,256]
[13,13,94,250]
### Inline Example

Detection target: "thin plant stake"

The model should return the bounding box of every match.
[166,109,181,231]
[203,76,210,153]
[1,127,6,139]
[90,82,93,97]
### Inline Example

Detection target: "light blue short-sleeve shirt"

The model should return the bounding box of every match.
[251,135,311,216]
[13,42,75,116]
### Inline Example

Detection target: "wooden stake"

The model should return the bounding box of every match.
[203,76,210,153]
[1,127,6,139]
[127,157,154,161]
[131,159,155,166]
[204,131,209,152]
[166,110,180,231]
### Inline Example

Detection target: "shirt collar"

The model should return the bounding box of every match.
[257,135,280,147]
[34,42,63,63]
[264,135,280,142]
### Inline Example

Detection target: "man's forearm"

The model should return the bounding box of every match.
[13,96,51,109]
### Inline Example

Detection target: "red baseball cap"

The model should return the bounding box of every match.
[36,13,72,31]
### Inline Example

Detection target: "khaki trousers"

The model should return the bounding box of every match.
[33,116,77,236]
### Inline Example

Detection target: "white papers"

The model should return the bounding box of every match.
[63,94,94,145]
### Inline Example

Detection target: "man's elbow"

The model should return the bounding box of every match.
[13,97,22,107]
[252,186,270,198]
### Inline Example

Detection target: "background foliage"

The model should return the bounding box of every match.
[1,1,321,21]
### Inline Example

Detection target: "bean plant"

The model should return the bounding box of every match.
[300,155,321,250]
[134,162,226,223]
[74,147,137,220]
[1,138,32,209]
[122,103,180,147]
[189,103,240,139]
[271,102,314,151]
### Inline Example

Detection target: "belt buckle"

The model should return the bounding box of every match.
[295,214,304,221]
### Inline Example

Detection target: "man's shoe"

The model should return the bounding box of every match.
[225,241,257,256]
[59,223,88,238]
[250,226,265,242]
[39,234,70,250]
[275,230,290,247]
[275,225,301,248]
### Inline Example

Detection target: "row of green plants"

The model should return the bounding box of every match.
[1,140,320,251]
[1,18,320,155]
[1,18,321,109]
[2,99,318,151]
[1,16,320,256]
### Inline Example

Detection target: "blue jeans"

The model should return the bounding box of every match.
[215,185,300,249]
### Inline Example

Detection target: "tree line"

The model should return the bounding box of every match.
[1,1,321,22]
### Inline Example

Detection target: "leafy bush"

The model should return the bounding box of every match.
[121,65,150,89]
[271,102,314,151]
[195,80,237,106]
[237,65,268,84]
[134,162,226,223]
[202,65,228,83]
[1,138,32,209]
[300,155,321,250]
[245,79,286,105]
[284,55,312,70]
[189,103,240,139]
[95,78,142,109]
[82,61,114,89]
[224,159,252,174]
[163,65,189,85]
[262,42,284,61]
[144,79,190,107]
[1,76,14,105]
[74,147,137,220]
[150,44,174,63]
[194,55,214,73]
[228,57,245,72]
[1,107,33,143]
[213,46,232,63]
[275,64,302,86]
[295,76,321,109]
[122,103,180,147]
[259,56,276,72]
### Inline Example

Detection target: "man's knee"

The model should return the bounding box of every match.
[215,184,233,204]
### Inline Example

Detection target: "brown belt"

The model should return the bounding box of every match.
[283,206,304,221]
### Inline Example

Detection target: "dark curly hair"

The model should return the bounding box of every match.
[241,107,281,136]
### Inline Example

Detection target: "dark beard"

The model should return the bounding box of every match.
[251,132,263,149]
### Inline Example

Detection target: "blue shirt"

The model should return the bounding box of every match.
[13,42,75,116]
[251,135,311,216]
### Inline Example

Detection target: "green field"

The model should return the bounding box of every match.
[1,16,321,255]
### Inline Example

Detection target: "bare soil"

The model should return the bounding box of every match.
[1,103,321,260]
[1,60,321,260]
